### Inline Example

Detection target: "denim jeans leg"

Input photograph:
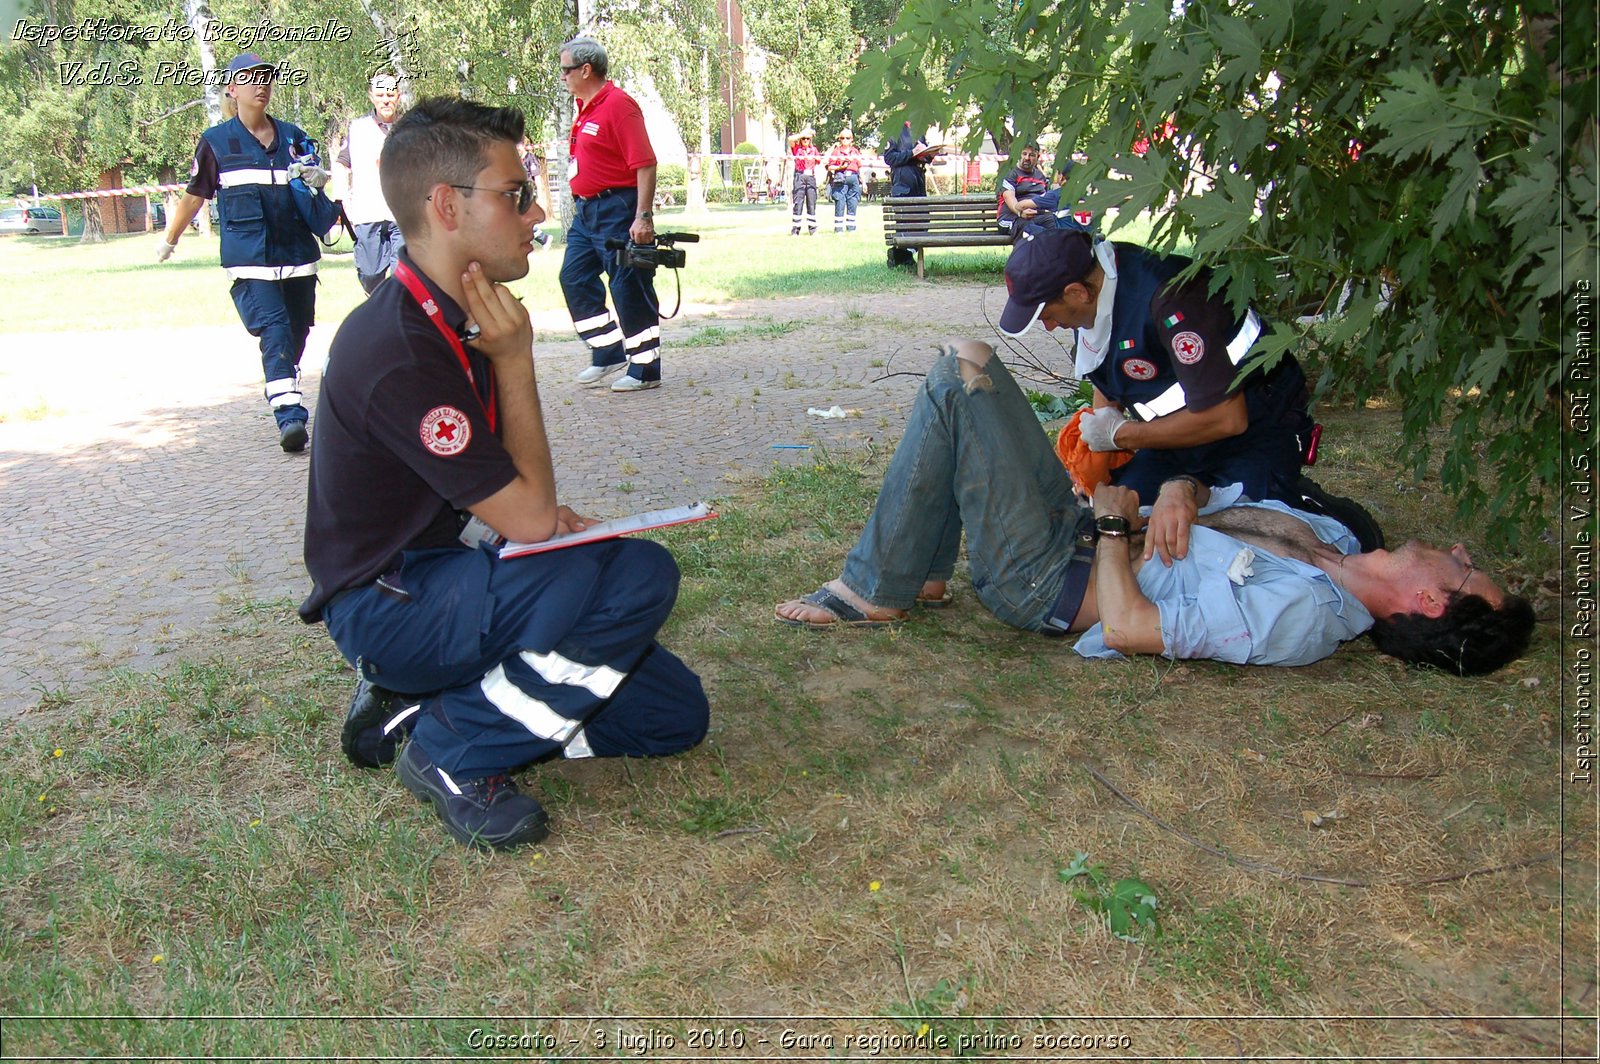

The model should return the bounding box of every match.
[842,355,1087,628]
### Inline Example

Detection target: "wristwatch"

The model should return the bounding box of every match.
[1094,514,1132,538]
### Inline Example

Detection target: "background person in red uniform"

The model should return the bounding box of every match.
[788,127,824,235]
[824,128,862,233]
[558,36,664,393]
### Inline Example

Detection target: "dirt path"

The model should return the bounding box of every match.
[0,281,1076,720]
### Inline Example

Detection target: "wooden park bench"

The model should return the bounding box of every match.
[882,193,1013,278]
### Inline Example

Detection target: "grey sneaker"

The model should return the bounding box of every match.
[397,740,550,851]
[610,375,661,393]
[575,362,626,386]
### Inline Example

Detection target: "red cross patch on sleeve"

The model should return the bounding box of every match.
[1171,330,1206,365]
[420,405,471,456]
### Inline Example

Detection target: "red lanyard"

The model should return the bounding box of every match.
[393,260,497,433]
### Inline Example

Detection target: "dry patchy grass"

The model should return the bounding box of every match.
[0,406,1587,1059]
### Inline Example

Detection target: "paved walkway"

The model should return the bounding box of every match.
[0,282,1071,720]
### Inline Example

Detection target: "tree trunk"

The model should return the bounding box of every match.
[359,0,417,107]
[554,0,580,235]
[183,0,223,127]
[79,199,106,244]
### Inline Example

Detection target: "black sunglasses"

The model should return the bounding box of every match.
[443,180,537,214]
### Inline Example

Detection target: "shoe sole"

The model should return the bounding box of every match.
[280,423,308,452]
[610,380,662,393]
[397,748,551,850]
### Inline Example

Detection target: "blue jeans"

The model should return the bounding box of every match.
[840,355,1092,630]
[353,221,404,295]
[830,173,861,230]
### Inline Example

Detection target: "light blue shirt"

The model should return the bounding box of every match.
[1074,485,1374,667]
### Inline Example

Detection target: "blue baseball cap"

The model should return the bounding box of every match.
[998,228,1095,336]
[226,53,274,80]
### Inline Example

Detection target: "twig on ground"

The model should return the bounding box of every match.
[1316,709,1359,737]
[1077,758,1567,888]
[712,826,767,840]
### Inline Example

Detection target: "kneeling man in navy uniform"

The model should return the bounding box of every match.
[299,98,709,851]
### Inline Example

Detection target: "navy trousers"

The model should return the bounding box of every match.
[324,538,709,778]
[230,276,315,429]
[559,188,661,382]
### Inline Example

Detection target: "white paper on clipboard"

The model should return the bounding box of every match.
[498,502,717,558]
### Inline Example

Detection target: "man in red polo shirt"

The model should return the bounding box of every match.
[558,36,663,393]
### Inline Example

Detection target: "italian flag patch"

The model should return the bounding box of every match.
[1118,339,1136,350]
[1162,312,1184,327]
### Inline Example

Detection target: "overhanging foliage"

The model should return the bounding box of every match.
[857,0,1597,544]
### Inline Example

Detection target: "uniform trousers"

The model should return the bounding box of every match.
[559,188,661,382]
[791,172,818,233]
[324,538,709,778]
[230,275,315,429]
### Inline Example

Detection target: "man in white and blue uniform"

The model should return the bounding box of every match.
[999,227,1315,510]
[158,52,332,452]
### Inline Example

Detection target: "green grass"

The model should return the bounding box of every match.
[0,203,1027,335]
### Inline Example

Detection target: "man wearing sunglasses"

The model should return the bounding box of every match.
[300,98,709,851]
[157,53,334,453]
[557,36,664,393]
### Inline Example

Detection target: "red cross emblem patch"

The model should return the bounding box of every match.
[1171,330,1205,365]
[1122,358,1158,381]
[420,405,471,456]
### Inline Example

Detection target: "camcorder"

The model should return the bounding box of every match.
[604,231,699,271]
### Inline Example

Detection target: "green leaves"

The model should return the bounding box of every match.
[1059,852,1162,943]
[855,0,1588,544]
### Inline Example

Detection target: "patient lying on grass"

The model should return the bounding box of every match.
[774,341,1534,675]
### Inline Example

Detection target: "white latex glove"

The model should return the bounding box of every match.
[156,239,177,263]
[1080,406,1132,452]
[286,162,331,189]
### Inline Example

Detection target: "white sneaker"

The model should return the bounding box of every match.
[575,363,625,386]
[610,376,661,393]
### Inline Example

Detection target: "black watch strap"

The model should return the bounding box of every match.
[1095,514,1132,538]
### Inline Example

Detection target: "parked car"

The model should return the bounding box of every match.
[0,206,63,235]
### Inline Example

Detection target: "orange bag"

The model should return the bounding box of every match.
[1054,407,1133,496]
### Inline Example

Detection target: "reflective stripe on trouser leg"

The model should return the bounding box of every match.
[478,646,627,760]
[607,241,660,382]
[265,375,304,410]
[624,326,660,366]
[572,310,624,351]
[559,199,628,366]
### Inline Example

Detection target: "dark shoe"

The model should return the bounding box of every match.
[397,741,550,851]
[1293,476,1386,553]
[279,420,308,452]
[340,677,423,769]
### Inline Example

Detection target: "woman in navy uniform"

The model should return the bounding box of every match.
[157,53,334,452]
